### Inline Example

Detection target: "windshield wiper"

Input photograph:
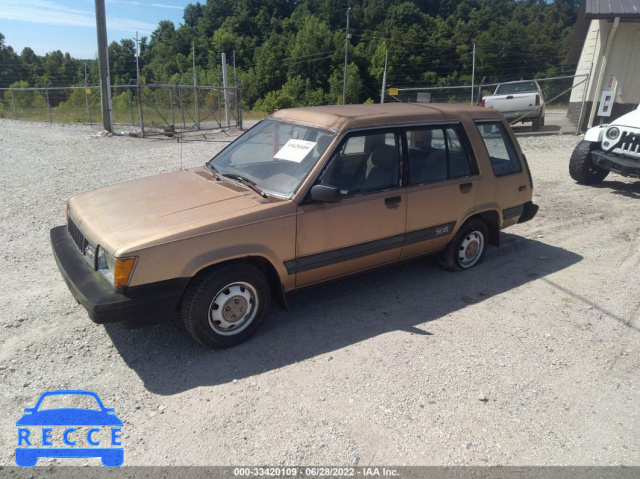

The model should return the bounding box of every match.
[221,173,268,198]
[204,163,220,179]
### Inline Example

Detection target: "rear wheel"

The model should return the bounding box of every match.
[101,449,124,467]
[569,140,609,185]
[532,115,544,131]
[182,264,270,348]
[439,218,488,272]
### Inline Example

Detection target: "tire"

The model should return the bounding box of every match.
[15,450,38,467]
[439,218,488,272]
[569,140,609,185]
[101,449,124,467]
[182,263,270,349]
[532,115,544,131]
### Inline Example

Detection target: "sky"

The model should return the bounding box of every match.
[0,0,192,59]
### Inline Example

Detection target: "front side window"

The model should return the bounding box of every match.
[209,119,335,197]
[320,131,400,196]
[407,126,474,185]
[476,121,522,176]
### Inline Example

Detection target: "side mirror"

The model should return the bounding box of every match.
[310,184,341,203]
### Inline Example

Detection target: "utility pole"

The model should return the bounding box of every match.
[471,43,476,105]
[342,7,351,105]
[94,0,113,132]
[233,50,237,86]
[221,53,230,127]
[380,49,388,103]
[135,31,144,137]
[193,40,200,129]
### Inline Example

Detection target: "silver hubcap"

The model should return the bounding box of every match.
[208,282,258,336]
[458,230,484,268]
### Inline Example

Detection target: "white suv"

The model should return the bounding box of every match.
[570,105,640,184]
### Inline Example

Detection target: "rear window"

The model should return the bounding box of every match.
[495,82,538,94]
[476,121,522,176]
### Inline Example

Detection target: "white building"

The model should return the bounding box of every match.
[569,0,640,130]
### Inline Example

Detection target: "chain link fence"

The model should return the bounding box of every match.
[384,74,590,135]
[0,84,242,136]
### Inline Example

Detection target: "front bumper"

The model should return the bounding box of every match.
[50,225,189,328]
[15,447,124,467]
[592,150,640,178]
[517,201,539,224]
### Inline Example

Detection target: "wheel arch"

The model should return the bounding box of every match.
[466,210,500,247]
[184,256,287,312]
[584,126,605,143]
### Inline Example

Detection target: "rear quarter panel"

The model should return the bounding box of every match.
[463,117,534,228]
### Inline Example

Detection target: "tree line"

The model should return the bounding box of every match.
[0,0,579,111]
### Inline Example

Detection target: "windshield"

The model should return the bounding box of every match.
[495,81,538,95]
[208,119,336,197]
[37,394,102,411]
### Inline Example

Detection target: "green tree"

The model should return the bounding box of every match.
[109,39,137,85]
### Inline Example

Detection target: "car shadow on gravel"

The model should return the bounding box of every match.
[511,124,561,137]
[105,233,582,395]
[593,179,640,199]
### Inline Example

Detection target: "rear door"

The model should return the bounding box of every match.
[402,124,480,258]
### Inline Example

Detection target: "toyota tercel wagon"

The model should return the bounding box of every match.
[51,103,538,348]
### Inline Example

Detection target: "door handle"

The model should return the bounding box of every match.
[459,182,473,193]
[385,196,402,207]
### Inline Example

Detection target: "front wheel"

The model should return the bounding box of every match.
[182,264,270,348]
[439,218,488,272]
[569,140,609,185]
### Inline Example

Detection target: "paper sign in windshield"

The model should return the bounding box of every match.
[274,139,317,163]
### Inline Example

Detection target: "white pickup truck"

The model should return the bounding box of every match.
[481,80,546,130]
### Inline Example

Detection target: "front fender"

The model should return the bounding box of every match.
[584,125,606,143]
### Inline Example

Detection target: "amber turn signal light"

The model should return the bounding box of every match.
[113,257,137,288]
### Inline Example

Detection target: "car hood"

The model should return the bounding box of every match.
[16,409,123,426]
[68,168,267,254]
[610,107,640,129]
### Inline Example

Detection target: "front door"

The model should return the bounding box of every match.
[292,130,407,287]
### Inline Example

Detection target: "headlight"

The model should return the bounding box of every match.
[97,247,114,283]
[606,127,620,140]
[97,247,137,288]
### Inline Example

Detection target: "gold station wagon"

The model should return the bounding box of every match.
[51,103,538,348]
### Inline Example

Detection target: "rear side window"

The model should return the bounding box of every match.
[407,126,474,185]
[476,121,522,176]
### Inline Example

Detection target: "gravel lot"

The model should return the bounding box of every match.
[0,119,638,467]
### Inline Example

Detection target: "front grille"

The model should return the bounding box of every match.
[67,218,88,253]
[617,131,640,156]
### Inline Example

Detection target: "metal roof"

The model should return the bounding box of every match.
[271,103,502,132]
[585,0,640,18]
